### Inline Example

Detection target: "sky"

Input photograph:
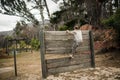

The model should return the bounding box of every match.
[0,0,61,32]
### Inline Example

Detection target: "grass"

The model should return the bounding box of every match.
[0,51,42,79]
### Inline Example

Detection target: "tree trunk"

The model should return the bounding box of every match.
[44,0,50,18]
[85,0,102,27]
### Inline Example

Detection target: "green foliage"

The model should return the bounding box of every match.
[59,25,68,31]
[14,22,22,36]
[114,8,120,29]
[20,41,26,48]
[101,14,115,29]
[102,8,120,30]
[50,10,65,24]
[65,19,77,30]
[0,0,38,23]
[101,8,120,47]
[4,35,13,40]
[30,38,40,50]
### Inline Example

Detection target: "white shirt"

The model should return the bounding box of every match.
[72,30,83,43]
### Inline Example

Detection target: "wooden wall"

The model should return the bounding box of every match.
[40,30,95,78]
[44,31,90,54]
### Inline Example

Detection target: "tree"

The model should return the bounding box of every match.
[14,21,39,39]
[50,0,120,28]
[102,8,120,45]
[0,0,51,26]
[14,21,27,38]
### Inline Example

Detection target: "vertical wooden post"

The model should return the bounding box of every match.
[16,40,17,52]
[6,39,9,55]
[89,31,95,68]
[39,30,47,78]
[14,49,17,76]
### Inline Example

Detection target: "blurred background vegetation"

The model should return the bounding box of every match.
[0,0,120,54]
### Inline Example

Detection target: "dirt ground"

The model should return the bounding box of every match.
[0,50,120,80]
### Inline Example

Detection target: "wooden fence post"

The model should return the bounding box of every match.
[14,49,17,76]
[40,30,47,78]
[89,31,95,68]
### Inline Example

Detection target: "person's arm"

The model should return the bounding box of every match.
[66,30,76,35]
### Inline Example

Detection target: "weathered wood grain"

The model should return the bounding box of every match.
[45,30,89,36]
[48,62,91,74]
[46,54,91,63]
[45,39,90,49]
[47,59,91,69]
[46,54,91,69]
[46,46,90,54]
[44,30,90,40]
[40,30,47,78]
[45,35,89,40]
[89,31,95,68]
[40,30,95,77]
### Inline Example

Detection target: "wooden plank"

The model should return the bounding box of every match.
[44,31,90,41]
[46,49,71,54]
[46,46,90,54]
[89,31,95,68]
[45,30,89,36]
[13,50,17,76]
[46,54,91,64]
[40,30,47,78]
[47,58,91,69]
[48,62,91,74]
[45,40,73,48]
[45,39,90,49]
[45,35,89,40]
[45,35,74,41]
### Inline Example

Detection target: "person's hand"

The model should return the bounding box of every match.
[66,30,69,33]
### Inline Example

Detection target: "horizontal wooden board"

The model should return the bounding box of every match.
[45,35,89,40]
[46,46,90,54]
[45,40,73,48]
[44,31,90,41]
[76,51,91,54]
[44,30,89,36]
[46,54,91,69]
[45,39,90,49]
[48,62,91,75]
[46,54,91,63]
[47,59,91,69]
[46,49,71,54]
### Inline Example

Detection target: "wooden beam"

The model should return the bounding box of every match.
[13,49,17,76]
[45,31,89,41]
[48,62,91,75]
[46,46,90,54]
[45,39,90,48]
[46,54,91,69]
[45,35,89,40]
[46,54,90,63]
[39,30,47,78]
[89,31,95,68]
[45,30,89,35]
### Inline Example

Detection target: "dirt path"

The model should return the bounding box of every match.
[0,51,120,80]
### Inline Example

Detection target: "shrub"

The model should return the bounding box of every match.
[94,29,118,50]
[20,41,26,48]
[59,25,68,31]
[101,8,120,49]
[30,38,40,50]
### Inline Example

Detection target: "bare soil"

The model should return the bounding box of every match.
[0,50,120,80]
